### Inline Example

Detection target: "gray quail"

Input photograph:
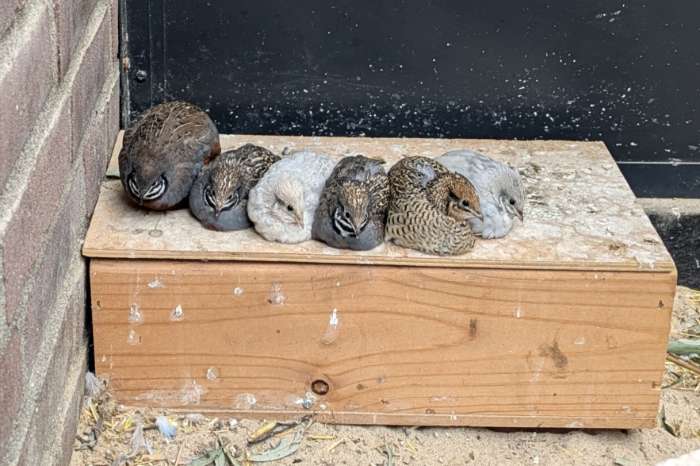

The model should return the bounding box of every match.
[189,144,280,231]
[312,155,389,250]
[385,156,482,256]
[118,101,220,210]
[437,149,524,239]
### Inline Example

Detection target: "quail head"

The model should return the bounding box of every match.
[118,101,220,210]
[312,155,389,250]
[385,156,482,256]
[437,149,524,239]
[247,150,337,243]
[189,144,280,230]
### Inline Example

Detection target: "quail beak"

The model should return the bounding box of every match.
[214,207,222,219]
[137,194,145,206]
[516,208,524,222]
[295,213,304,228]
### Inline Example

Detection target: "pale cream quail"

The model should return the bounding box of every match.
[189,144,280,230]
[386,156,482,256]
[118,101,220,210]
[312,155,389,250]
[247,150,337,243]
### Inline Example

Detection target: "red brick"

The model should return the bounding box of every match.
[2,103,72,321]
[0,3,58,191]
[53,0,95,78]
[20,177,86,376]
[71,7,111,157]
[17,283,86,466]
[82,77,119,216]
[0,0,27,40]
[0,332,22,456]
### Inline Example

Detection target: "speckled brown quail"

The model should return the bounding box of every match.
[118,101,220,210]
[189,144,280,230]
[385,156,482,256]
[312,155,389,250]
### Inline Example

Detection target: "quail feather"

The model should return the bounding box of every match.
[118,101,220,210]
[189,144,280,231]
[437,149,524,239]
[312,155,389,250]
[247,150,337,243]
[385,156,482,256]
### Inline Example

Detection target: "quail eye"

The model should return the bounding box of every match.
[461,200,470,208]
[344,211,351,219]
[287,205,294,212]
[509,198,516,206]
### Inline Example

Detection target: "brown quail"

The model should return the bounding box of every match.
[385,156,482,256]
[118,101,220,210]
[312,155,389,250]
[189,144,280,231]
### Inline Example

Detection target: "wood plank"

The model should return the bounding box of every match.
[91,259,675,428]
[84,133,673,272]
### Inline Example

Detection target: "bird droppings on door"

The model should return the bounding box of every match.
[268,282,286,305]
[234,393,257,409]
[206,367,219,381]
[127,329,141,345]
[148,278,165,288]
[233,286,244,296]
[128,304,143,324]
[180,380,206,405]
[170,304,184,321]
[321,308,341,345]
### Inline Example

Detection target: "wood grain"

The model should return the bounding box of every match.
[85,132,674,273]
[91,259,675,428]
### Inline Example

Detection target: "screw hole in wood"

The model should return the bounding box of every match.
[311,379,330,396]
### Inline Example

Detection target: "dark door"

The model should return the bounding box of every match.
[121,0,700,197]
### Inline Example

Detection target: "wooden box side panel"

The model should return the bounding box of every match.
[90,259,675,428]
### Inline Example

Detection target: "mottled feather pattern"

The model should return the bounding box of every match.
[118,101,220,210]
[386,157,480,256]
[312,155,389,250]
[189,144,280,231]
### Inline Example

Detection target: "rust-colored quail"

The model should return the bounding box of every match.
[118,101,220,210]
[312,155,389,250]
[385,156,482,256]
[189,144,280,230]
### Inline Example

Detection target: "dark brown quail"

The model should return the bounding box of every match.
[385,156,482,256]
[189,144,280,231]
[312,155,389,250]
[118,101,220,210]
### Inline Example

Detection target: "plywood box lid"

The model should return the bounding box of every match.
[83,132,674,272]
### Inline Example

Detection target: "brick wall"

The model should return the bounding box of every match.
[0,0,119,464]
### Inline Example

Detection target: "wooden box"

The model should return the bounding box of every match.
[84,134,676,429]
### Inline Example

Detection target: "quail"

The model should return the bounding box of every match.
[247,150,337,244]
[118,101,220,210]
[189,144,280,231]
[312,155,389,250]
[385,156,482,256]
[437,149,524,239]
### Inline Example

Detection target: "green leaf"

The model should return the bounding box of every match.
[667,339,700,356]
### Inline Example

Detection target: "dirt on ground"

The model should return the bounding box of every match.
[69,287,700,466]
